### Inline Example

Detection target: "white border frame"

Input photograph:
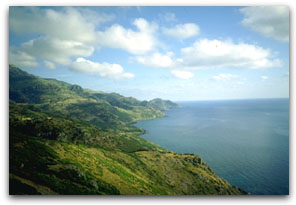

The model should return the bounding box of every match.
[1,1,294,205]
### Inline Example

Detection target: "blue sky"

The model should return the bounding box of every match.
[9,6,289,101]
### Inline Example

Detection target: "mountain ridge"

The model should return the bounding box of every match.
[9,65,246,195]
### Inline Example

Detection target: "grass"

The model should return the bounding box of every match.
[10,130,244,195]
[9,65,246,195]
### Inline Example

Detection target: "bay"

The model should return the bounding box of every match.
[135,98,289,195]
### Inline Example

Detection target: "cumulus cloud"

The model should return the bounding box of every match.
[10,6,284,84]
[261,76,269,80]
[181,39,282,69]
[18,37,94,65]
[9,7,155,81]
[135,52,174,68]
[10,7,94,43]
[70,57,134,80]
[212,73,237,81]
[135,52,196,80]
[240,6,289,42]
[134,38,281,81]
[9,48,38,68]
[171,70,194,79]
[75,7,115,26]
[162,23,200,39]
[9,7,103,70]
[96,18,158,54]
[10,7,112,43]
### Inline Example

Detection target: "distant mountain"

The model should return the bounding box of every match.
[148,98,180,111]
[9,65,178,129]
[9,65,245,195]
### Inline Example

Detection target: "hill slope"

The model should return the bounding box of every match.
[9,65,245,195]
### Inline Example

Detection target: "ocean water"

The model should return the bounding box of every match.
[135,98,289,195]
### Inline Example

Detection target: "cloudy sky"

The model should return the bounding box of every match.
[9,6,289,101]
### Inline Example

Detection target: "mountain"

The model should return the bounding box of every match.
[148,98,181,111]
[9,65,245,195]
[9,65,179,129]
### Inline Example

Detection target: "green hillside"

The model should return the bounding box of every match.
[9,65,246,195]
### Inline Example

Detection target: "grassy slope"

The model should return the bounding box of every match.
[9,65,245,195]
[10,65,167,129]
[10,130,242,195]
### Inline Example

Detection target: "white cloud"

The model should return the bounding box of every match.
[44,60,56,69]
[212,73,237,81]
[136,52,174,68]
[162,23,200,39]
[9,7,102,69]
[121,73,135,79]
[9,7,112,43]
[70,57,134,80]
[135,39,280,77]
[9,49,38,68]
[240,6,289,42]
[96,18,158,54]
[261,76,269,80]
[171,70,194,79]
[76,7,115,26]
[20,37,94,65]
[9,7,152,81]
[181,39,282,69]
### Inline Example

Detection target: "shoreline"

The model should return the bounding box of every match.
[131,106,248,195]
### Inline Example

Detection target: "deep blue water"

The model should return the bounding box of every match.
[135,98,289,195]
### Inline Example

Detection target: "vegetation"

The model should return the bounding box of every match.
[9,65,245,195]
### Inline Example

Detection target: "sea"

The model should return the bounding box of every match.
[135,98,289,195]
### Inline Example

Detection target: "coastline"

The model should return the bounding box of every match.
[132,105,248,195]
[9,66,249,195]
[133,99,289,195]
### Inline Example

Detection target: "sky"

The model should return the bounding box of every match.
[9,6,289,101]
